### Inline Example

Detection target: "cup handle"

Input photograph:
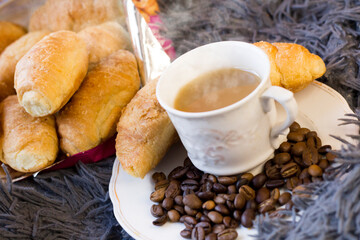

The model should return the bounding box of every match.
[260,86,298,147]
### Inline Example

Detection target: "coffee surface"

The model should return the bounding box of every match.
[174,68,260,113]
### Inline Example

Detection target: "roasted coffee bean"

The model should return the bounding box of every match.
[270,188,280,201]
[287,132,305,142]
[202,200,216,210]
[195,212,203,221]
[215,204,230,215]
[197,191,215,201]
[302,177,311,185]
[226,200,235,211]
[223,194,236,201]
[207,174,217,183]
[185,205,198,216]
[180,228,192,239]
[292,185,310,198]
[236,178,249,189]
[200,174,209,184]
[265,159,273,169]
[278,192,292,206]
[241,209,256,228]
[214,196,226,205]
[278,142,292,152]
[200,215,211,223]
[223,216,238,228]
[258,198,276,214]
[184,216,197,229]
[151,204,165,217]
[152,214,167,226]
[181,179,200,192]
[152,172,166,183]
[274,153,291,165]
[154,179,170,190]
[297,128,310,135]
[218,228,238,240]
[318,145,332,154]
[289,122,300,132]
[256,187,270,204]
[208,211,223,224]
[293,156,306,168]
[186,169,202,180]
[183,189,195,196]
[218,176,237,185]
[184,157,193,167]
[227,185,237,194]
[303,147,319,166]
[299,168,310,179]
[234,194,246,210]
[265,179,285,189]
[150,188,166,202]
[168,166,189,180]
[286,176,300,190]
[180,215,188,223]
[192,226,205,240]
[305,131,317,139]
[195,222,212,234]
[165,180,181,198]
[162,197,174,210]
[201,180,213,192]
[212,224,226,234]
[174,205,185,215]
[183,194,202,209]
[245,199,258,210]
[233,210,242,221]
[318,159,329,170]
[168,209,180,222]
[326,152,336,161]
[251,173,267,189]
[307,136,322,149]
[265,165,282,180]
[205,233,217,240]
[281,162,299,178]
[213,183,227,193]
[308,164,323,177]
[174,195,184,206]
[285,200,295,210]
[291,142,307,156]
[241,173,254,182]
[239,185,255,200]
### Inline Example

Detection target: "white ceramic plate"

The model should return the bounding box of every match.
[109,81,357,240]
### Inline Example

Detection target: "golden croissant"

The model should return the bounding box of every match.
[254,41,326,92]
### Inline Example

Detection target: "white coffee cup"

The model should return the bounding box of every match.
[156,41,298,175]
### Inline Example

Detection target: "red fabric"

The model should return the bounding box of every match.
[46,136,116,171]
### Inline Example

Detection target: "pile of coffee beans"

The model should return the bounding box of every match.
[149,122,335,240]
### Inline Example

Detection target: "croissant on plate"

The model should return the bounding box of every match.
[254,41,326,92]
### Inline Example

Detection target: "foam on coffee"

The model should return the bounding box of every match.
[174,68,260,113]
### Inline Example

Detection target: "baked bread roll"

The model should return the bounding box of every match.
[0,31,50,102]
[78,21,131,66]
[15,30,88,117]
[116,79,178,178]
[0,95,58,172]
[254,41,326,92]
[57,50,140,155]
[0,21,26,54]
[29,0,124,32]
